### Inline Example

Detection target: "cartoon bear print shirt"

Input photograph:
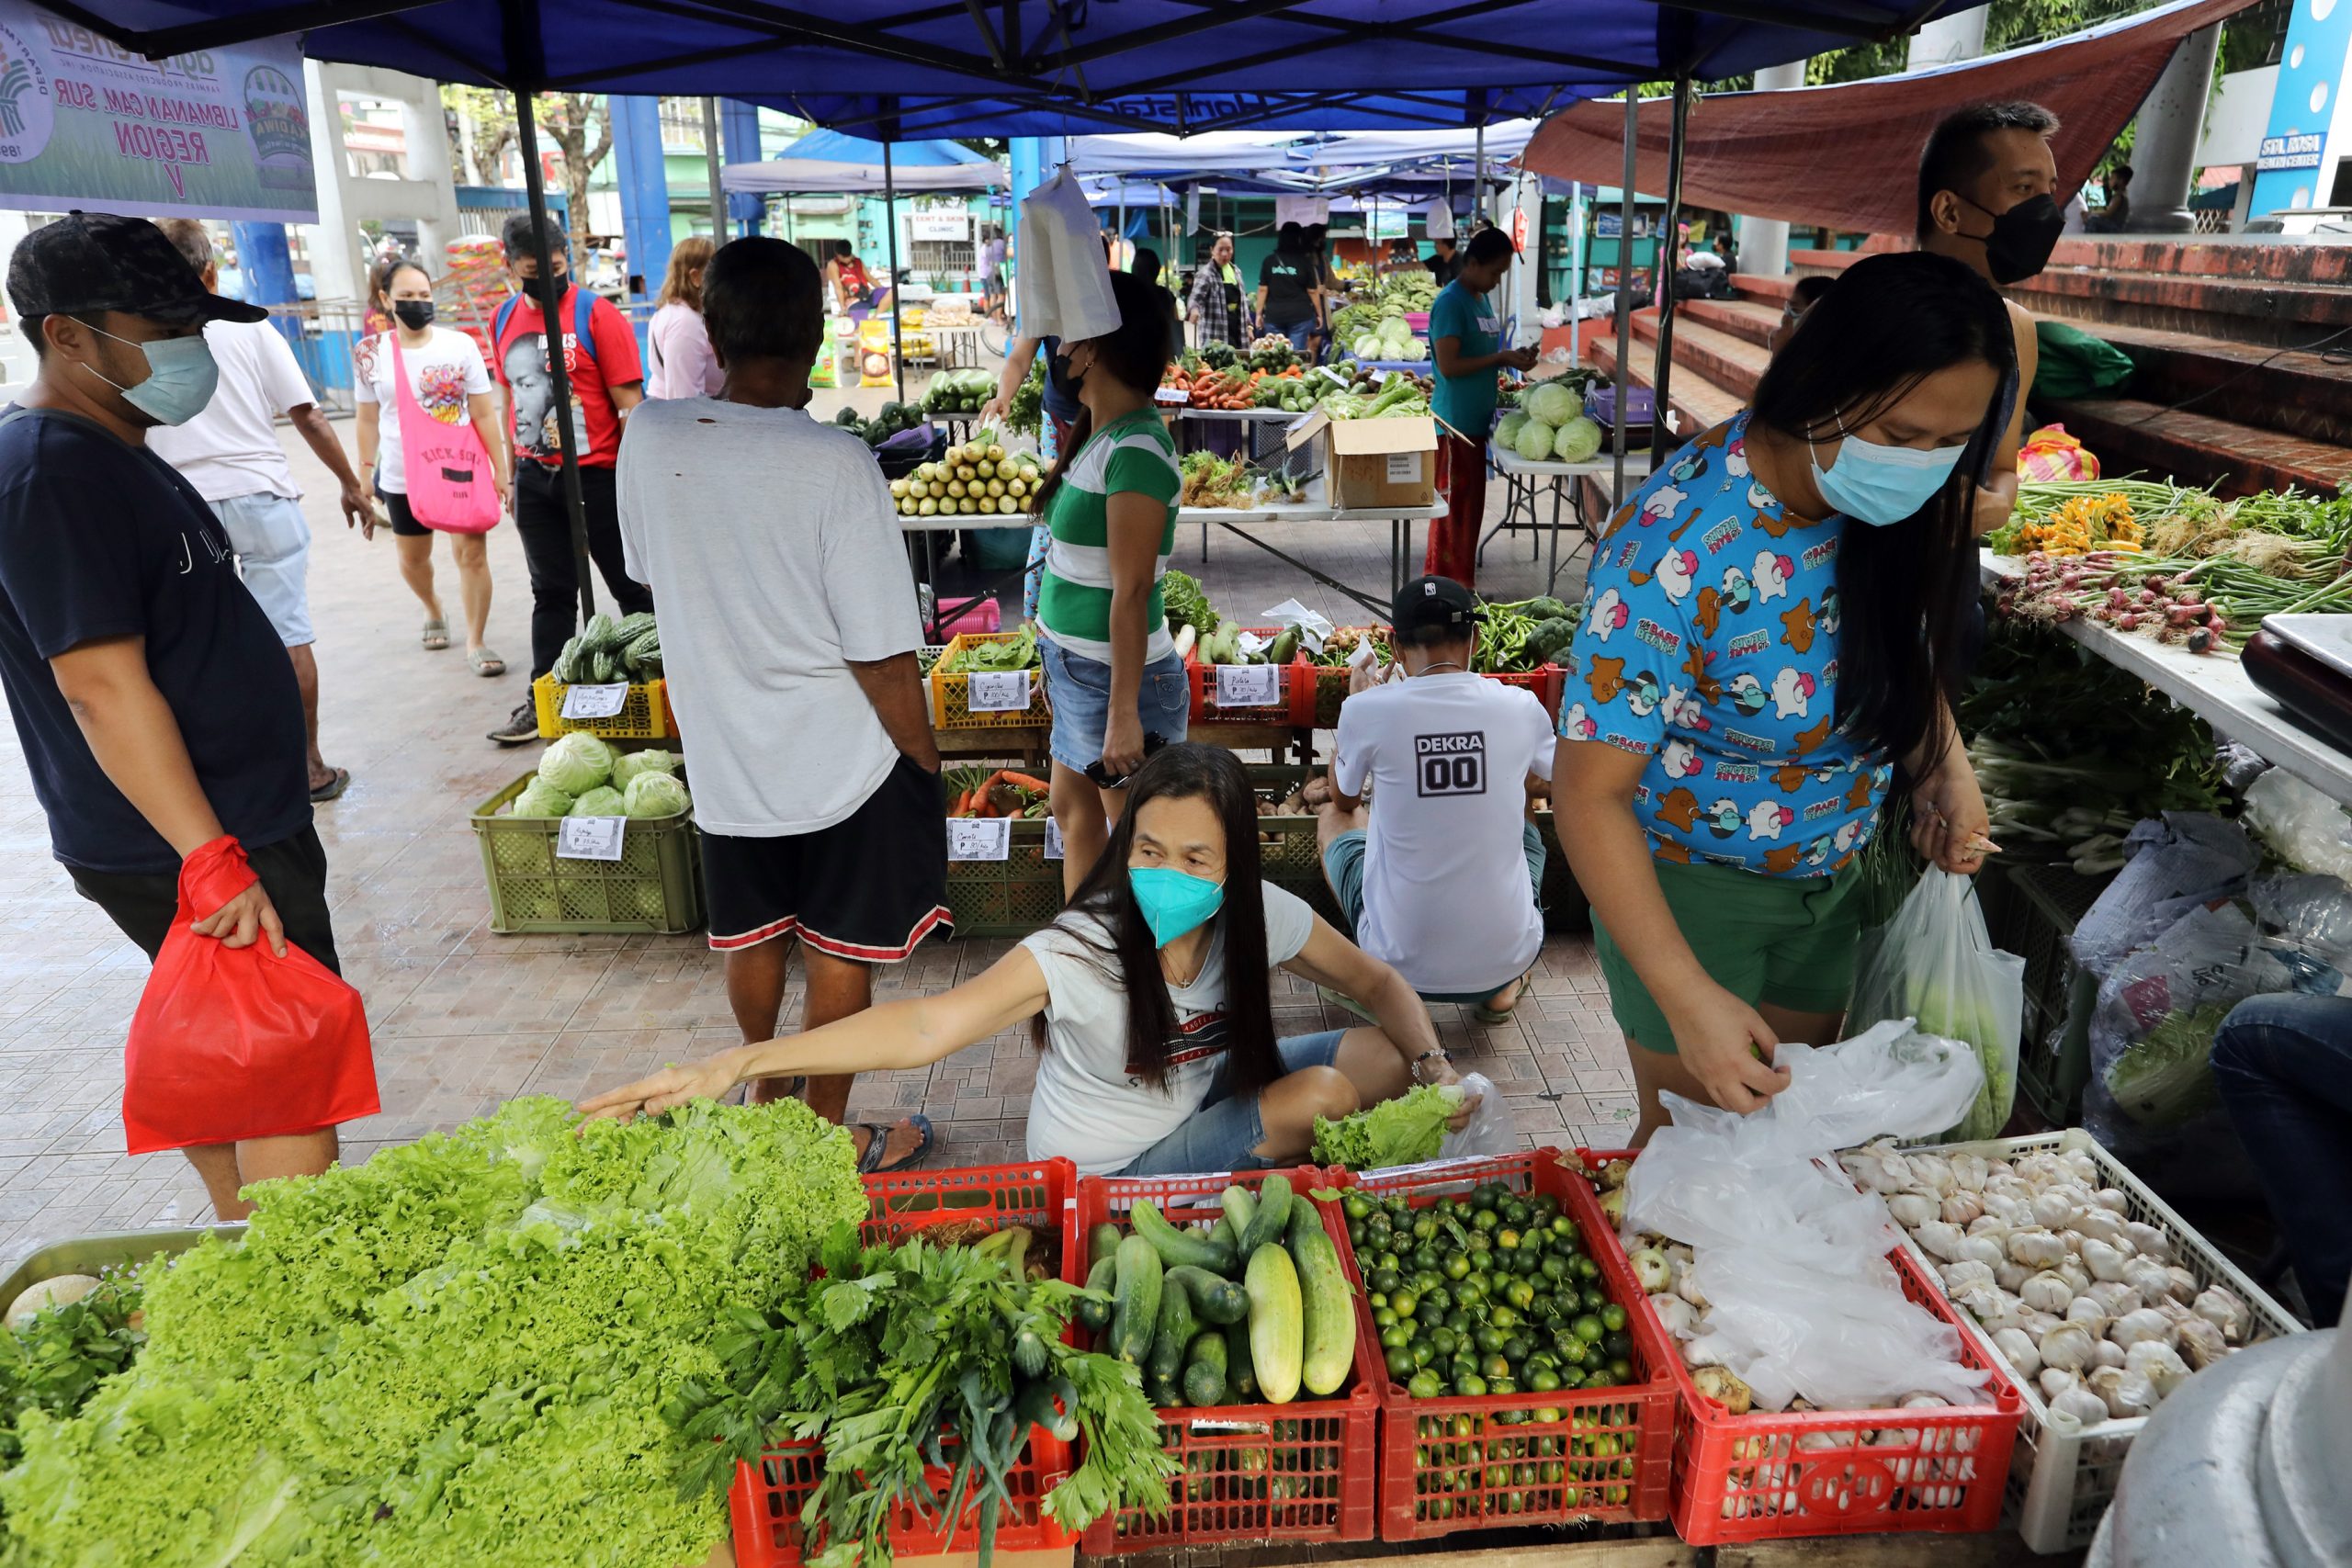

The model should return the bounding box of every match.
[1556,412,1891,876]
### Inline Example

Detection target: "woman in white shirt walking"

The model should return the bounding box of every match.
[645,235,723,400]
[354,259,509,673]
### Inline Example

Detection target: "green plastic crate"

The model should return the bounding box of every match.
[1976,859,2114,1126]
[472,773,705,934]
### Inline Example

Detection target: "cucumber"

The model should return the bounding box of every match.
[1110,1235,1163,1365]
[1246,1242,1304,1404]
[1222,1319,1259,1402]
[1219,1185,1258,1243]
[1287,1200,1353,1396]
[1148,1275,1198,1382]
[1076,1256,1116,1333]
[1212,1214,1240,1254]
[1238,1174,1293,1258]
[1131,1199,1238,1274]
[1167,1265,1250,1325]
[1146,1371,1182,1408]
[1090,1223,1123,1269]
[1182,1331,1229,1407]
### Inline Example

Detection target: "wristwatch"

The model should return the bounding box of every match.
[1409,1048,1450,1085]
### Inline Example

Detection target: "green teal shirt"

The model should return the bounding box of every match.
[1429,278,1501,438]
[1036,410,1181,663]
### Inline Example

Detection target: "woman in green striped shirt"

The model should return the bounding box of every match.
[1034,270,1191,895]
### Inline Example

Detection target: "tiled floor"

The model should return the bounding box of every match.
[0,389,1631,1273]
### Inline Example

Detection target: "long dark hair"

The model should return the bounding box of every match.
[1748,251,2013,772]
[1042,745,1281,1097]
[1028,269,1178,520]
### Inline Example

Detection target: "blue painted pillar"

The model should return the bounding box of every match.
[229,221,300,344]
[609,95,673,304]
[720,101,763,233]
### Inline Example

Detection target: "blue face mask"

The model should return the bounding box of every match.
[74,319,219,426]
[1809,419,1966,527]
[1129,865,1226,948]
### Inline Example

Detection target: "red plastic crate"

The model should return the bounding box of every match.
[1064,1166,1378,1551]
[1482,665,1566,717]
[1335,1150,1677,1540]
[1564,1151,2024,1545]
[1185,628,1317,727]
[729,1161,1079,1568]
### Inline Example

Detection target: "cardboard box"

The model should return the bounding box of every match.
[1286,411,1437,511]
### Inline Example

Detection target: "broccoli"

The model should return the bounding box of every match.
[1526,616,1581,664]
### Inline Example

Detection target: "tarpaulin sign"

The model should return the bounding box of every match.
[0,0,318,221]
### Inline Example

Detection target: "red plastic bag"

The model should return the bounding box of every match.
[121,838,379,1155]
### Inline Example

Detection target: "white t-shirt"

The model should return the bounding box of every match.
[616,397,923,835]
[1332,671,1555,995]
[1023,883,1317,1176]
[352,326,492,495]
[148,319,313,502]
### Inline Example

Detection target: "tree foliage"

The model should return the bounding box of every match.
[439,86,611,254]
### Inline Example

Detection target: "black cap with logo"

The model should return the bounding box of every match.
[6,210,268,327]
[1391,574,1484,639]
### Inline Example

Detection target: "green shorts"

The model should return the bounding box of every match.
[1592,857,1864,1053]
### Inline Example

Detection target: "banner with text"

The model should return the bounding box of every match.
[0,0,317,222]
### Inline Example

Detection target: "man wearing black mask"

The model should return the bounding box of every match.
[1917,101,2061,536]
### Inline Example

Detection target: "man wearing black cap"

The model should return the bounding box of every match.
[0,211,346,1215]
[1314,575,1555,1024]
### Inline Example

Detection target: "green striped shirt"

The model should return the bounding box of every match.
[1036,410,1182,664]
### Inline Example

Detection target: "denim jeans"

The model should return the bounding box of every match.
[2211,991,2352,1325]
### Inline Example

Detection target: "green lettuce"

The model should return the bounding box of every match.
[537,732,616,795]
[1310,1083,1466,1170]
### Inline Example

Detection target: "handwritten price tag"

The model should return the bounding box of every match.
[967,669,1033,714]
[947,817,1012,862]
[1044,819,1065,862]
[560,682,629,719]
[1216,662,1283,708]
[556,816,626,862]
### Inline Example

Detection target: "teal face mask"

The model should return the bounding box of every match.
[74,319,219,426]
[1128,865,1226,947]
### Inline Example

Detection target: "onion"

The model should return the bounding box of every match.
[1649,1292,1699,1339]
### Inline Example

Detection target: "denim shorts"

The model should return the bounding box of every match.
[1108,1030,1348,1177]
[209,492,313,647]
[1040,635,1190,775]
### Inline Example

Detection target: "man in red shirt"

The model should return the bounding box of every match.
[487,212,655,745]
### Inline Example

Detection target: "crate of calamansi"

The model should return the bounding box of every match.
[889,432,1045,520]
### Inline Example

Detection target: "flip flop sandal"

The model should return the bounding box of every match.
[468,648,507,677]
[1474,968,1536,1026]
[421,617,450,650]
[856,1112,934,1174]
[308,766,351,804]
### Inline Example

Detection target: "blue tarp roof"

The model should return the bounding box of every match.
[775,130,994,169]
[57,0,1995,137]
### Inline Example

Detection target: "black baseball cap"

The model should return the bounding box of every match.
[1392,575,1484,637]
[6,211,266,326]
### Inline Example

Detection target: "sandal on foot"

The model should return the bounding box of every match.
[856,1112,934,1174]
[467,647,507,677]
[309,766,351,804]
[1474,969,1534,1026]
[421,617,450,650]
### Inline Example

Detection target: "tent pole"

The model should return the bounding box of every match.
[884,134,905,405]
[702,97,723,241]
[1611,93,1635,514]
[1473,123,1486,222]
[1569,181,1584,367]
[512,86,597,627]
[1650,75,1691,468]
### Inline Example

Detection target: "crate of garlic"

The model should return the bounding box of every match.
[1846,1128,2303,1553]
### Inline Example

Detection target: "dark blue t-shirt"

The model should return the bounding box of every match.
[0,408,309,874]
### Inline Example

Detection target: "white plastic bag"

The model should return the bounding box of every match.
[1682,1253,1991,1413]
[1014,167,1118,344]
[2088,903,2290,1134]
[1435,1071,1516,1161]
[2070,812,2258,977]
[1848,869,2024,1143]
[2243,768,2352,879]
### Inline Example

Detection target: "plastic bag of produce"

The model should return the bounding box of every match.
[2087,903,2291,1133]
[122,837,379,1155]
[2241,768,2352,881]
[1847,869,2024,1143]
[2070,811,2257,978]
[1437,1071,1515,1161]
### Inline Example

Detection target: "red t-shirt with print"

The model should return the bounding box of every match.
[491,285,644,469]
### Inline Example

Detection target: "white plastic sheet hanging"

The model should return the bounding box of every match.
[1015,165,1118,345]
[1423,199,1456,241]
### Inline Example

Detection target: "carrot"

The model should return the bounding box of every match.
[997,771,1049,793]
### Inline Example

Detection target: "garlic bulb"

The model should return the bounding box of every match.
[1994,1260,2033,1293]
[1939,1259,1997,1296]
[2038,1323,2098,1372]
[1955,1285,2009,1322]
[1849,1144,1916,1194]
[2121,1221,2171,1261]
[2159,1265,2199,1303]
[2020,1270,2075,1314]
[2038,1367,2079,1399]
[1993,1327,2042,1378]
[2090,1338,2127,1371]
[2062,1149,2099,1184]
[2050,1385,2113,1428]
[1968,1213,2011,1238]
[1956,1235,2007,1269]
[1981,1191,2033,1226]
[1941,1191,1986,1226]
[2192,1285,2249,1342]
[1677,1264,1712,1310]
[2091,1188,2131,1214]
[2110,1307,2177,1350]
[2086,1280,2143,1317]
[2123,1259,2174,1303]
[1886,1192,1939,1229]
[2176,1315,2229,1370]
[2030,1190,2080,1230]
[1917,1221,1968,1263]
[2056,1258,2093,1295]
[1987,1159,2014,1179]
[2125,1340,2191,1397]
[2081,1238,2134,1284]
[2021,1309,2065,1340]
[2064,1296,2110,1333]
[2087,1366,2156,1418]
[1950,1153,1990,1192]
[1976,1292,2030,1334]
[2016,1153,2068,1189]
[2150,1296,2193,1328]
[2007,1227,2068,1269]
[2071,1207,2131,1248]
[1650,1293,1699,1339]
[1909,1153,1956,1196]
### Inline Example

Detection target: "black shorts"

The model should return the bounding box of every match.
[702,754,952,960]
[383,489,430,538]
[68,826,341,974]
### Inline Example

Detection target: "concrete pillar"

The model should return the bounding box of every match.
[302,61,460,300]
[1909,9,1988,72]
[1736,60,1809,275]
[2132,26,2223,233]
[609,95,672,302]
[392,82,456,261]
[301,60,362,306]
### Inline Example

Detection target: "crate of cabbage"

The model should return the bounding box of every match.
[473,737,701,933]
[1335,1149,1678,1540]
[535,611,672,739]
[894,436,1046,521]
[1063,1168,1380,1551]
[933,625,1053,730]
[1495,379,1603,466]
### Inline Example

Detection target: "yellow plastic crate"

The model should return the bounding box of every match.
[531,673,673,740]
[928,631,1051,730]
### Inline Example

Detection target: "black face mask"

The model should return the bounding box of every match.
[1955,192,2064,285]
[526,272,567,308]
[392,299,435,330]
[1049,344,1082,397]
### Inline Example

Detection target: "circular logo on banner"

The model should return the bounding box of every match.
[0,16,57,164]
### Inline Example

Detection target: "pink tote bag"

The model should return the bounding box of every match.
[390,333,501,534]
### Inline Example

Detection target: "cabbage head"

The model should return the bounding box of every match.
[1514,419,1555,461]
[538,732,616,795]
[1397,337,1428,364]
[1495,412,1530,451]
[570,784,628,818]
[1552,415,1603,464]
[509,779,575,818]
[1353,333,1384,360]
[1523,380,1580,428]
[611,749,679,787]
[623,772,692,818]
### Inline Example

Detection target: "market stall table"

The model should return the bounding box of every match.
[1484,446,1621,594]
[1983,550,2352,807]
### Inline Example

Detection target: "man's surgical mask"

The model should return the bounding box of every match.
[73,320,218,426]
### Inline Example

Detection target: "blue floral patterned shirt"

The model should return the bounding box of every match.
[1557,412,1890,876]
